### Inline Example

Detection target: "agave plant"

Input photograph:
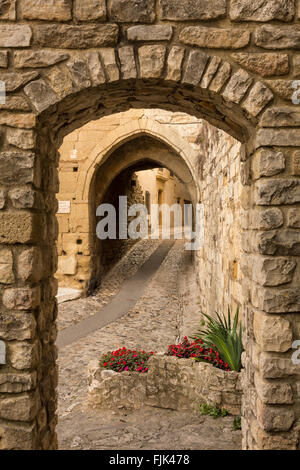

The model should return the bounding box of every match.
[192,308,243,372]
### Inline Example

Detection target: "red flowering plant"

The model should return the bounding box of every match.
[167,337,231,371]
[99,347,155,373]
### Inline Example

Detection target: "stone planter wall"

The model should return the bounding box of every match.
[87,353,242,415]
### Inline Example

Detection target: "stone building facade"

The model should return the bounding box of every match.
[0,0,299,451]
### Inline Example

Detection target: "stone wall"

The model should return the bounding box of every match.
[87,354,242,415]
[0,0,299,451]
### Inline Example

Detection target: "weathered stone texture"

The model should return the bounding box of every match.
[159,0,226,20]
[0,72,38,93]
[252,256,296,286]
[14,51,69,69]
[0,372,36,394]
[67,58,91,89]
[255,374,294,405]
[166,47,185,82]
[6,128,35,150]
[0,248,14,284]
[252,208,284,230]
[0,394,38,422]
[287,208,300,228]
[256,128,300,147]
[0,152,36,186]
[232,53,289,77]
[230,0,295,22]
[0,0,16,20]
[257,399,295,432]
[24,79,58,113]
[127,25,173,42]
[0,25,31,48]
[88,355,242,415]
[0,51,8,68]
[252,149,285,178]
[255,26,300,49]
[118,46,136,80]
[252,286,300,313]
[99,48,120,82]
[260,107,300,127]
[292,151,300,176]
[20,0,72,21]
[138,45,166,79]
[0,212,41,244]
[108,0,155,23]
[255,179,300,205]
[180,27,250,49]
[222,69,252,104]
[34,24,119,49]
[182,50,208,86]
[74,0,106,22]
[209,62,231,93]
[257,230,300,256]
[3,287,40,311]
[242,82,273,117]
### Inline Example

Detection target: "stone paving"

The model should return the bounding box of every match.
[56,239,242,450]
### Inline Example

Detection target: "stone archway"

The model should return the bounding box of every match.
[0,2,299,450]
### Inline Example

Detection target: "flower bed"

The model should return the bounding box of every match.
[167,337,231,371]
[87,353,242,415]
[100,347,155,373]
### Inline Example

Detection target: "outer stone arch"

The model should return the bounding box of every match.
[0,3,299,451]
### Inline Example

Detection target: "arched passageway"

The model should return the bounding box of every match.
[0,5,299,450]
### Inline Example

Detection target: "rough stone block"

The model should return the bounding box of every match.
[24,79,58,114]
[257,398,294,432]
[242,82,273,117]
[58,255,77,276]
[0,248,14,284]
[159,0,226,20]
[179,27,250,49]
[292,151,300,176]
[222,69,252,104]
[209,62,231,93]
[252,149,285,178]
[166,46,185,82]
[138,45,166,79]
[0,112,36,129]
[17,247,43,283]
[182,50,209,86]
[0,152,36,186]
[6,128,35,150]
[252,208,284,230]
[230,0,295,22]
[118,46,136,80]
[252,256,296,287]
[34,24,119,49]
[0,71,39,93]
[0,423,36,450]
[0,51,8,68]
[0,0,16,20]
[257,229,300,256]
[255,25,300,49]
[8,341,38,370]
[14,51,69,69]
[74,0,106,21]
[231,53,289,77]
[108,0,155,23]
[0,393,38,422]
[0,372,37,393]
[253,286,300,313]
[255,179,300,205]
[256,128,300,147]
[287,208,300,228]
[3,287,40,311]
[260,106,300,127]
[67,58,91,89]
[253,312,293,352]
[0,25,32,48]
[127,25,173,42]
[0,312,36,341]
[87,52,106,85]
[254,373,294,405]
[20,0,72,21]
[99,48,120,82]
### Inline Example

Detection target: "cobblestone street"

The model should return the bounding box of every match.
[56,240,242,450]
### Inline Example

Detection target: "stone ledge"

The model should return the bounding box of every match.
[87,353,242,415]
